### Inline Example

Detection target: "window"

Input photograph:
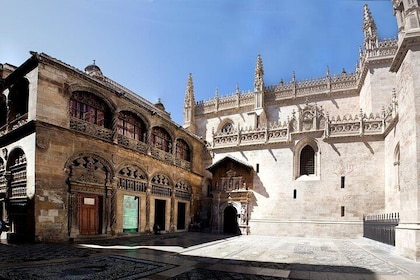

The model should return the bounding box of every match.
[221,122,233,133]
[8,78,29,121]
[152,127,172,153]
[176,139,190,161]
[0,95,7,128]
[341,176,345,189]
[70,91,109,127]
[118,111,146,141]
[300,145,315,176]
[294,138,319,180]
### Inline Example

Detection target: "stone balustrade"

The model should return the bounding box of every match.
[211,103,397,149]
[70,119,192,171]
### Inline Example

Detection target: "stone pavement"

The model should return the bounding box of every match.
[0,232,419,279]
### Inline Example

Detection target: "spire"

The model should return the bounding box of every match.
[254,54,264,91]
[363,4,378,50]
[184,73,195,107]
[183,73,196,133]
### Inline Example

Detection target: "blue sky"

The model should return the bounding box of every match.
[1,0,397,124]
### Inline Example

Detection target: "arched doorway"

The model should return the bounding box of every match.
[66,154,114,238]
[223,205,238,234]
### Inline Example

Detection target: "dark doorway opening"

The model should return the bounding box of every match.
[154,199,166,231]
[223,205,238,234]
[177,202,186,230]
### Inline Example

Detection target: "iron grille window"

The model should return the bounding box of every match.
[118,111,146,141]
[152,127,172,153]
[70,99,105,126]
[300,145,315,176]
[176,139,190,161]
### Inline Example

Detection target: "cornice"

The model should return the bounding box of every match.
[390,30,420,72]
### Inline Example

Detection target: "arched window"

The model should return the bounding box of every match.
[7,148,27,198]
[69,91,110,128]
[221,122,233,133]
[152,127,172,153]
[117,111,146,142]
[294,139,319,180]
[300,145,315,176]
[176,139,190,161]
[8,78,29,121]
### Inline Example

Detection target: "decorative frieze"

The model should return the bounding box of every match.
[211,99,397,149]
[195,38,397,118]
[70,117,113,142]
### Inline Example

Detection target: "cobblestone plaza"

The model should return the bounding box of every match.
[0,232,419,279]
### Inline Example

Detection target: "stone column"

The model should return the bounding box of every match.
[170,186,175,232]
[145,185,151,233]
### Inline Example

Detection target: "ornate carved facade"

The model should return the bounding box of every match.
[0,53,205,242]
[183,3,420,262]
[1,1,420,263]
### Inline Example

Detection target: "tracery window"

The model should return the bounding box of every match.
[117,111,146,142]
[118,165,147,192]
[152,127,172,153]
[299,145,315,176]
[176,139,190,161]
[70,91,109,127]
[221,122,233,134]
[7,148,27,199]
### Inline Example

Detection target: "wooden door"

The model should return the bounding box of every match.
[79,195,99,235]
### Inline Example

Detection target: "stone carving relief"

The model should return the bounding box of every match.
[297,102,325,131]
[151,174,170,186]
[175,181,191,200]
[118,165,147,192]
[68,155,108,185]
[36,135,50,150]
[398,61,412,102]
[119,165,146,180]
[215,168,244,192]
[334,159,354,176]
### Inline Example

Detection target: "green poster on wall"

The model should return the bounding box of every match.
[123,195,139,232]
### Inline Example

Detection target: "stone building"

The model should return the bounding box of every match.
[0,53,207,242]
[1,1,420,263]
[183,2,420,261]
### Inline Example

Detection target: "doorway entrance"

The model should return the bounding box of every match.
[223,205,238,234]
[154,199,166,231]
[177,202,186,230]
[79,195,101,235]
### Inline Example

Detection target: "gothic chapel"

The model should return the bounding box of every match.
[0,1,419,262]
[184,1,420,261]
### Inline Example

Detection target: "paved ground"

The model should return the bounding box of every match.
[0,232,419,279]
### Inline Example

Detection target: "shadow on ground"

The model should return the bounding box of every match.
[0,232,379,279]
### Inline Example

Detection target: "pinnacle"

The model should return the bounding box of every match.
[363,4,376,31]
